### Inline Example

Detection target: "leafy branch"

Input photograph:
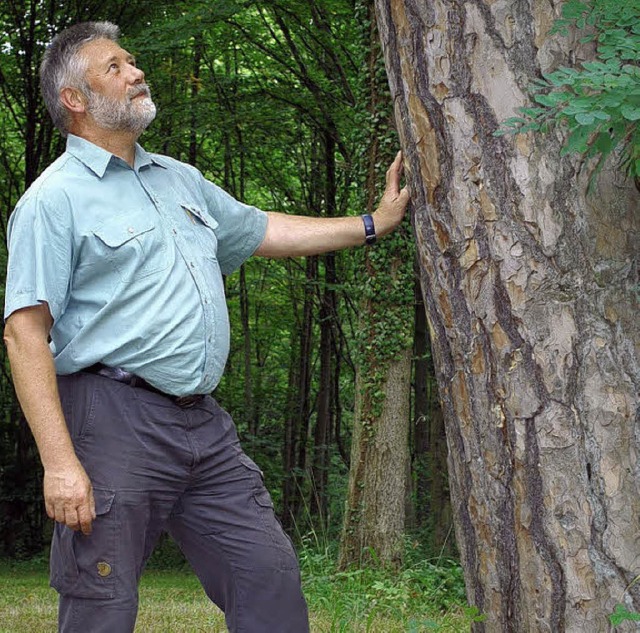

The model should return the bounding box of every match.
[496,0,640,188]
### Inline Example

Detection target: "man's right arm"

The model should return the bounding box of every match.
[4,304,95,534]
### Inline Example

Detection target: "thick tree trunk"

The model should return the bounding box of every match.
[340,348,412,568]
[376,1,639,631]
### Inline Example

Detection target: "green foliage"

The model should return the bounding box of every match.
[300,539,478,630]
[496,0,640,185]
[609,604,640,626]
[609,575,640,627]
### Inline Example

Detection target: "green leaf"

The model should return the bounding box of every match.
[609,604,640,626]
[534,93,565,107]
[621,104,640,120]
[594,132,613,153]
[519,107,546,117]
[563,125,592,154]
[575,112,596,125]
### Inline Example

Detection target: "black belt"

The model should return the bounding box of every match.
[85,364,205,408]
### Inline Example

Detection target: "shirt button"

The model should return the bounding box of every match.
[190,262,195,268]
[128,227,135,234]
[172,228,177,235]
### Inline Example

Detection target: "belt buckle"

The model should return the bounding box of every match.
[173,394,203,408]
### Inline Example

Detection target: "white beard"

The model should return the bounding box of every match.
[86,84,157,134]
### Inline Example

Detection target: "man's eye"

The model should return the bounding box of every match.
[109,63,118,71]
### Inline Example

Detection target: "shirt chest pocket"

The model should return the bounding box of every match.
[90,215,170,282]
[181,204,219,259]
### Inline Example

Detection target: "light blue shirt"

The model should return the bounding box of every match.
[5,135,268,395]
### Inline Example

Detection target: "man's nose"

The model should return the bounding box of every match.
[129,64,145,84]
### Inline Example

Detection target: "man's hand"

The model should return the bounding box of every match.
[5,304,96,535]
[372,151,411,237]
[44,460,96,534]
[255,150,411,258]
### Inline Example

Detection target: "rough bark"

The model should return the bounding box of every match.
[340,348,412,567]
[375,1,639,631]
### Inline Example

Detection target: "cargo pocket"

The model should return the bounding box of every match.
[50,489,118,599]
[252,488,299,571]
[236,453,298,571]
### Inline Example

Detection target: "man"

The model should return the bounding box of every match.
[3,21,409,633]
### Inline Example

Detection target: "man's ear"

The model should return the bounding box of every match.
[60,87,86,113]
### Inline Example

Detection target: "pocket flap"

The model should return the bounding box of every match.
[93,489,116,516]
[253,489,274,509]
[181,204,219,230]
[94,217,156,247]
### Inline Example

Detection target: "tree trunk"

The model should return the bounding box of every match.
[239,264,256,435]
[375,1,639,631]
[338,3,414,568]
[311,132,338,521]
[340,348,412,568]
[281,256,317,531]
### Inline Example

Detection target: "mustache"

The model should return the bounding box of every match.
[127,84,152,101]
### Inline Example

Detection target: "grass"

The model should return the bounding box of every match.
[0,546,477,632]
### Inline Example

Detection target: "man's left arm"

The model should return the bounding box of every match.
[255,152,410,258]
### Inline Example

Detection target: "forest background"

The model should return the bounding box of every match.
[0,0,451,574]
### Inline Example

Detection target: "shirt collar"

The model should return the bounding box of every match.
[66,134,165,178]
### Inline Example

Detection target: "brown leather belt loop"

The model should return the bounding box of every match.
[84,364,204,408]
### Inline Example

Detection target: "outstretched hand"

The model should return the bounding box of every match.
[372,151,410,237]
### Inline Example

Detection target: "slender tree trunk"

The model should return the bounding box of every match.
[339,3,414,568]
[281,256,317,531]
[311,133,338,521]
[412,273,430,529]
[376,1,639,630]
[239,264,257,435]
[188,33,203,167]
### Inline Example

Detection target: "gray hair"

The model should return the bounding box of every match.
[40,21,120,137]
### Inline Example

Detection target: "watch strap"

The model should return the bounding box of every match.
[361,214,376,245]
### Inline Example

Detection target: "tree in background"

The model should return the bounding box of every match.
[375,0,638,630]
[338,0,414,570]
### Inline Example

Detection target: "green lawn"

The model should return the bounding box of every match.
[0,554,476,632]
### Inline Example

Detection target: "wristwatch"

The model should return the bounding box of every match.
[361,214,376,245]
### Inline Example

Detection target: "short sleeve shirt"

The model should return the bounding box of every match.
[4,135,268,395]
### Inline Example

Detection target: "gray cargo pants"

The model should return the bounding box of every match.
[52,372,309,632]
